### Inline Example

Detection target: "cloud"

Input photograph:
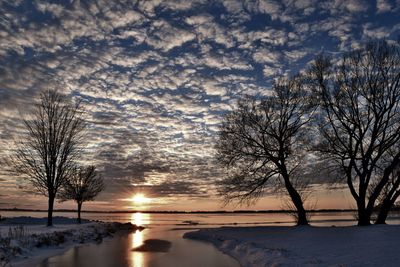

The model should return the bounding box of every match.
[145,20,196,52]
[203,81,227,96]
[376,0,393,13]
[252,48,283,64]
[363,24,392,39]
[245,0,283,20]
[135,181,208,198]
[186,14,238,48]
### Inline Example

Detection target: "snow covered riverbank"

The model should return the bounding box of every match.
[184,225,400,267]
[0,216,143,267]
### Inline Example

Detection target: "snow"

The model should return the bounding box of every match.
[184,225,400,267]
[0,217,93,238]
[0,216,140,267]
[2,216,91,225]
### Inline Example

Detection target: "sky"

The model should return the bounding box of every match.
[0,0,399,212]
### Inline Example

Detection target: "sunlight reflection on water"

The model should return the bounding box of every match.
[130,212,149,267]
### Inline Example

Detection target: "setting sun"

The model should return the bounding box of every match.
[131,193,150,204]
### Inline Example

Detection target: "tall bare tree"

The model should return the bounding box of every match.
[12,90,86,226]
[216,76,315,225]
[59,165,104,223]
[309,40,400,225]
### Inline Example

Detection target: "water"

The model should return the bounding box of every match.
[2,210,383,227]
[1,211,399,267]
[37,227,240,267]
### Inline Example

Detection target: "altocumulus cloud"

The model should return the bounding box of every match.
[0,0,399,209]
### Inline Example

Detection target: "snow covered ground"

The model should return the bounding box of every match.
[184,225,400,267]
[0,216,141,267]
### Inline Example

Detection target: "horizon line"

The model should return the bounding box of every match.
[0,207,361,214]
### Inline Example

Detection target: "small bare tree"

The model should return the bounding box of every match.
[11,90,86,226]
[59,165,104,223]
[309,40,400,225]
[216,76,315,225]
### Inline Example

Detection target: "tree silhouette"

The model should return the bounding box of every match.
[11,90,86,226]
[59,165,104,223]
[216,76,315,225]
[375,160,400,224]
[309,40,400,226]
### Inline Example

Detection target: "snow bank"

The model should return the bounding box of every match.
[184,225,400,266]
[0,217,142,267]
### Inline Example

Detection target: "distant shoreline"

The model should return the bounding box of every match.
[0,208,362,214]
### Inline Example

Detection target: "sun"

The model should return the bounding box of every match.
[131,193,149,204]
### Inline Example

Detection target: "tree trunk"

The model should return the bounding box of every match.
[288,187,309,226]
[282,172,308,226]
[375,192,400,224]
[375,200,391,224]
[47,196,54,227]
[357,211,371,226]
[77,202,82,224]
[357,200,371,226]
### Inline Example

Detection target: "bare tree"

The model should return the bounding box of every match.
[11,90,86,226]
[309,40,400,226]
[59,165,104,223]
[216,76,315,225]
